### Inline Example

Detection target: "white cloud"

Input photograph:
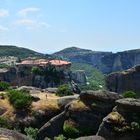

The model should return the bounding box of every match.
[17,7,39,17]
[16,19,50,30]
[0,25,8,32]
[0,9,9,17]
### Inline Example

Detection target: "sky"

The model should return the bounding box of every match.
[0,0,140,53]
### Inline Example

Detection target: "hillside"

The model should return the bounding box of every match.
[0,45,44,58]
[54,47,93,58]
[54,47,140,74]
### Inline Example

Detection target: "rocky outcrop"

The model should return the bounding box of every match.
[75,136,106,140]
[80,90,121,112]
[97,98,140,140]
[63,90,121,136]
[106,65,140,96]
[57,95,79,110]
[37,111,66,140]
[0,128,32,140]
[35,90,121,139]
[71,70,87,85]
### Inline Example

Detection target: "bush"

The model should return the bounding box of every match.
[24,127,38,139]
[0,117,12,129]
[7,89,32,109]
[122,91,137,98]
[54,134,66,140]
[31,66,43,75]
[0,81,10,91]
[131,122,140,130]
[63,122,79,138]
[0,93,6,99]
[56,84,73,97]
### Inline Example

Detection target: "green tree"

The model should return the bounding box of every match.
[7,89,32,109]
[56,84,73,96]
[122,91,137,98]
[0,81,10,91]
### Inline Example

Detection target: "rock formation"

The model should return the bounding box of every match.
[71,70,87,85]
[0,128,32,140]
[75,135,106,140]
[106,64,140,96]
[97,98,140,140]
[37,111,66,140]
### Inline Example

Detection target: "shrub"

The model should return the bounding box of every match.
[31,66,43,75]
[24,127,38,139]
[0,93,6,99]
[63,122,79,138]
[122,91,137,98]
[131,122,140,130]
[7,89,32,109]
[0,117,12,129]
[0,81,10,91]
[54,134,66,140]
[56,84,73,97]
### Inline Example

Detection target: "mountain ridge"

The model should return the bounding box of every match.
[0,45,44,58]
[53,46,140,74]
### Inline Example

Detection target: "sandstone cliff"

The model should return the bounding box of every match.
[106,64,140,96]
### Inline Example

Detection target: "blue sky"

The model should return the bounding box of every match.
[0,0,140,53]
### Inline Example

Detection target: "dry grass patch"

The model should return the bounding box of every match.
[0,98,15,119]
[31,92,60,111]
[70,100,90,111]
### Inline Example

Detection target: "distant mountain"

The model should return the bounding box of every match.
[54,47,140,74]
[0,45,44,58]
[54,47,93,58]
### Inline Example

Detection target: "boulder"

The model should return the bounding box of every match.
[115,98,140,112]
[80,90,121,113]
[0,128,32,140]
[97,98,140,140]
[37,111,66,140]
[75,136,106,140]
[57,95,79,109]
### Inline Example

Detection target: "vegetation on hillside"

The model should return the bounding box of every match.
[0,81,10,91]
[7,89,32,109]
[0,45,43,58]
[71,62,105,90]
[56,84,73,96]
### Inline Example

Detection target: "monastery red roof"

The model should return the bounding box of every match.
[18,59,71,66]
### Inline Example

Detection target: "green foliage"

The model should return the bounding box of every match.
[56,84,73,97]
[71,63,105,90]
[0,81,10,91]
[0,93,6,99]
[0,45,42,58]
[54,134,66,140]
[63,122,79,138]
[131,122,140,130]
[91,102,97,107]
[122,91,137,98]
[0,63,10,68]
[24,127,38,139]
[0,117,12,129]
[7,89,32,109]
[31,66,43,75]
